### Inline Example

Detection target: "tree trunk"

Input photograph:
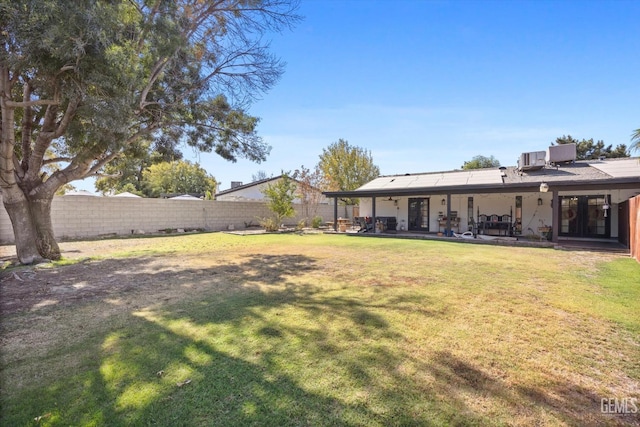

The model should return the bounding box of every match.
[3,196,44,264]
[31,196,61,261]
[2,191,60,264]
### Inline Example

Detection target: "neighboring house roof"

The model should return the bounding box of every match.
[215,175,326,200]
[324,157,640,198]
[169,194,202,200]
[215,175,284,197]
[110,191,142,198]
[64,190,100,197]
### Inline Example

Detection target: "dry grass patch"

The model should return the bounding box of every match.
[1,233,638,426]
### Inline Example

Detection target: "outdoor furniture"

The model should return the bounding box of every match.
[337,218,351,232]
[375,216,397,232]
[355,217,374,233]
[477,208,514,236]
[438,217,460,234]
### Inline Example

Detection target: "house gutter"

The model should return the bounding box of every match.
[323,178,640,198]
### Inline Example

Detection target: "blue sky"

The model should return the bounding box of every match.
[80,0,640,192]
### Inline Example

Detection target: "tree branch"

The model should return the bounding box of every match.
[43,157,73,165]
[4,98,60,108]
[139,57,171,110]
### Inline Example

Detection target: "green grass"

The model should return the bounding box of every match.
[1,233,639,426]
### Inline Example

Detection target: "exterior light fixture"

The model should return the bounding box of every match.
[537,198,543,206]
[441,198,446,205]
[539,182,549,193]
[603,196,610,217]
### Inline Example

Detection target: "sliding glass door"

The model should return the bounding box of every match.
[559,195,609,238]
[408,198,430,231]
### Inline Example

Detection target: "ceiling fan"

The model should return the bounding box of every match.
[385,196,399,206]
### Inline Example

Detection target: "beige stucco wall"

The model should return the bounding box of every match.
[0,195,334,244]
[358,191,632,237]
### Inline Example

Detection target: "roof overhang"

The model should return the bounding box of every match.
[323,178,640,198]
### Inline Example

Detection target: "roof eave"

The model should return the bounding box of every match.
[323,178,640,198]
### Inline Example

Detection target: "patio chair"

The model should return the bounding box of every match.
[355,217,368,233]
[501,214,512,236]
[357,216,374,233]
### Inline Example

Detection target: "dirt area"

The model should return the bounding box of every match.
[0,239,239,316]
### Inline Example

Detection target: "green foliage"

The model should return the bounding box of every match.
[259,217,280,232]
[554,135,629,160]
[311,215,324,228]
[631,128,640,153]
[461,155,500,170]
[318,139,380,205]
[261,173,296,227]
[142,160,217,197]
[1,0,300,260]
[95,138,184,195]
[117,183,143,197]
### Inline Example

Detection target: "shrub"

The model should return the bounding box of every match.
[259,217,279,232]
[311,216,323,228]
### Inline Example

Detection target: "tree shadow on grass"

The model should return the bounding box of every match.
[0,253,319,315]
[1,254,633,426]
[1,253,449,425]
[412,350,633,427]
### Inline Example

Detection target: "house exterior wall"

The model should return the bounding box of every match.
[217,178,331,204]
[357,190,634,239]
[0,195,334,244]
[216,181,272,201]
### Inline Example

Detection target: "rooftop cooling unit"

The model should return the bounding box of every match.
[547,143,577,165]
[518,151,546,171]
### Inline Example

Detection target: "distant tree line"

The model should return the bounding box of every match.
[553,135,629,160]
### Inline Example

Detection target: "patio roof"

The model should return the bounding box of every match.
[324,157,640,198]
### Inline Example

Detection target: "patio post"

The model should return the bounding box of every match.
[551,190,559,243]
[333,197,338,231]
[372,196,377,227]
[445,193,451,236]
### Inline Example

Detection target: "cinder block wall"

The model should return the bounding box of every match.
[0,195,336,244]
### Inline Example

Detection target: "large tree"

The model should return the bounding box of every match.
[318,139,380,205]
[95,137,184,195]
[0,0,299,264]
[461,155,500,170]
[143,160,216,198]
[292,164,326,221]
[554,135,629,160]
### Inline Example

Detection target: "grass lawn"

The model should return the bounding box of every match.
[1,232,639,426]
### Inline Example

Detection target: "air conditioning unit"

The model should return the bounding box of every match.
[547,143,576,165]
[518,151,546,171]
